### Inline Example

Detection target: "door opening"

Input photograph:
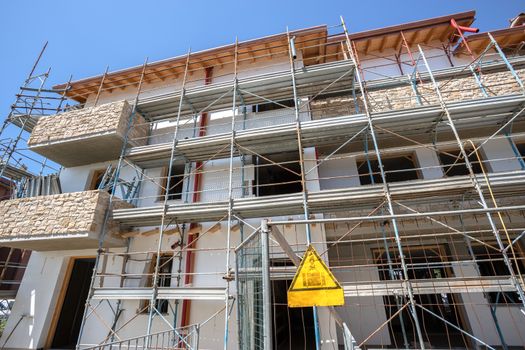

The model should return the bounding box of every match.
[50,258,95,349]
[271,279,316,350]
[376,246,470,348]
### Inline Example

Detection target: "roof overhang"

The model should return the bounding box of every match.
[54,11,478,104]
[454,25,525,56]
[54,26,328,103]
[325,11,476,60]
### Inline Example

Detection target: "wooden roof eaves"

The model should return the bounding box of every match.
[53,25,327,92]
[453,26,525,56]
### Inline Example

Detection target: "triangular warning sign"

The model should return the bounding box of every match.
[288,245,344,307]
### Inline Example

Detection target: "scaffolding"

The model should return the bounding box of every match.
[0,42,71,330]
[74,16,525,349]
[3,13,525,350]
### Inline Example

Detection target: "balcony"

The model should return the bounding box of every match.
[0,190,130,250]
[27,100,148,167]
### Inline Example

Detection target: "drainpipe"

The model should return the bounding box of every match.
[180,66,213,329]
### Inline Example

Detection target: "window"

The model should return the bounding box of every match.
[472,245,525,304]
[439,148,482,177]
[0,179,12,201]
[162,164,185,201]
[142,254,173,314]
[253,152,302,197]
[88,169,110,192]
[356,154,419,185]
[374,246,467,348]
[252,99,294,113]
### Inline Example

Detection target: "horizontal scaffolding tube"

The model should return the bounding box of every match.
[269,204,525,225]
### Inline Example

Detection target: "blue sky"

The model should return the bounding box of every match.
[0,0,522,126]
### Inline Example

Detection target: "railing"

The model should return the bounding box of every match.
[80,324,199,350]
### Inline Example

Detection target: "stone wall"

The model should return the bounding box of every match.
[310,68,525,119]
[28,100,148,147]
[0,190,131,241]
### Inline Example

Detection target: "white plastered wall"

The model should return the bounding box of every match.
[0,248,110,349]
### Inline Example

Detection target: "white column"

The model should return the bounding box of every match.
[415,148,443,179]
[480,138,522,172]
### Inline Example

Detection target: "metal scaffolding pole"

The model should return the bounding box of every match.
[418,44,525,309]
[76,57,149,349]
[261,220,272,350]
[0,69,48,180]
[224,39,239,350]
[286,28,322,350]
[147,49,192,340]
[341,16,427,348]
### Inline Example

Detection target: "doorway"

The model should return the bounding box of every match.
[50,258,95,349]
[376,246,470,348]
[271,279,316,350]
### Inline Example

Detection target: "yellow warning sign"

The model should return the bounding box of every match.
[287,245,344,308]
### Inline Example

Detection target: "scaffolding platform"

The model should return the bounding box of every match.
[126,94,525,167]
[0,161,33,181]
[91,287,227,301]
[137,60,355,119]
[342,276,522,297]
[112,170,525,226]
[7,114,40,133]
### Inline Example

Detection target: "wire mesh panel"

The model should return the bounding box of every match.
[236,230,264,350]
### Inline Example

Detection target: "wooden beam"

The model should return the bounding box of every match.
[318,38,326,63]
[209,222,221,233]
[120,229,141,238]
[363,39,371,55]
[231,223,240,233]
[411,29,422,46]
[378,35,387,53]
[148,69,168,81]
[421,28,433,44]
[188,224,202,235]
[264,43,273,58]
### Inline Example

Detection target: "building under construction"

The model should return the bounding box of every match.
[1,9,525,350]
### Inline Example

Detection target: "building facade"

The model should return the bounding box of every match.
[1,10,525,350]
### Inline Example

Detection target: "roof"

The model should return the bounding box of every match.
[55,11,476,103]
[54,26,328,103]
[454,25,525,56]
[324,11,476,61]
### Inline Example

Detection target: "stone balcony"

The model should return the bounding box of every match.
[0,190,130,250]
[27,100,148,167]
[310,66,525,119]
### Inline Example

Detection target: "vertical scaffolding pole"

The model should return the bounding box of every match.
[364,135,410,348]
[224,39,239,350]
[76,57,149,349]
[147,49,192,340]
[418,44,525,309]
[341,16,427,348]
[261,220,272,350]
[93,66,109,107]
[0,67,50,180]
[488,33,525,94]
[286,29,321,350]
